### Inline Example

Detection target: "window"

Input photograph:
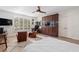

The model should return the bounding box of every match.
[14,17,19,30]
[24,19,28,29]
[19,18,23,29]
[14,17,31,31]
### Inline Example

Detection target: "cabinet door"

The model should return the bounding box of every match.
[52,28,58,36]
[48,27,53,36]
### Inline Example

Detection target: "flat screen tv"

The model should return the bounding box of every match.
[45,22,50,26]
[0,18,12,26]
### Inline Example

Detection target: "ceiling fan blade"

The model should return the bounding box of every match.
[32,6,46,14]
[40,11,46,13]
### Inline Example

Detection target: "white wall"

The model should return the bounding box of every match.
[59,7,79,40]
[37,13,46,26]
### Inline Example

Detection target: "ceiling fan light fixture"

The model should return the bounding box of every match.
[32,6,46,14]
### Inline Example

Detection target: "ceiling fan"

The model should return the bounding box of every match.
[32,6,46,13]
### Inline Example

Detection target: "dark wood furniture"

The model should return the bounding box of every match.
[41,14,59,37]
[17,32,27,42]
[29,32,37,38]
[0,33,7,49]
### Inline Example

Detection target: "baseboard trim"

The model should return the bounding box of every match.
[58,36,79,45]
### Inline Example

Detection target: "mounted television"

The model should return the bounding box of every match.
[0,18,12,26]
[45,22,50,26]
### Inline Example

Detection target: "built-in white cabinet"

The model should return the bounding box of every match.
[14,17,31,31]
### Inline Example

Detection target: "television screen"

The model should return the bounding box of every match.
[0,18,12,26]
[45,22,50,26]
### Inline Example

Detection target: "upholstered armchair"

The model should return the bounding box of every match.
[17,32,27,42]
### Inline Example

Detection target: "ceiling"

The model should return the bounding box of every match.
[0,6,75,17]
